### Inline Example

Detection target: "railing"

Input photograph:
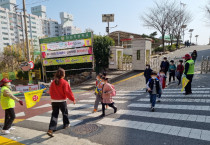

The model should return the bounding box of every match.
[150,56,183,71]
[118,56,132,71]
[201,56,210,74]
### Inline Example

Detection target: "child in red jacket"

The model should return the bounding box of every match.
[176,60,184,85]
[157,70,166,102]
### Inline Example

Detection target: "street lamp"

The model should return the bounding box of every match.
[195,35,199,45]
[102,14,114,35]
[189,29,194,44]
[181,25,187,43]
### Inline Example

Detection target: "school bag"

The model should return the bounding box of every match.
[110,84,116,96]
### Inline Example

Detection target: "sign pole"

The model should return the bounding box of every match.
[39,39,45,82]
[91,32,95,71]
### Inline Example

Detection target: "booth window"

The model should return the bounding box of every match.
[137,50,140,60]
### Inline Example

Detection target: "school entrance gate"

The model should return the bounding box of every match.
[109,38,152,71]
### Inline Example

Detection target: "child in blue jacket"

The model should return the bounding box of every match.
[147,71,162,112]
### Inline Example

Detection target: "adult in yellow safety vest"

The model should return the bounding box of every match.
[183,54,195,95]
[0,78,23,135]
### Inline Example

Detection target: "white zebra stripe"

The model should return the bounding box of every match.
[128,103,210,111]
[26,116,82,126]
[97,118,210,141]
[138,98,210,103]
[116,109,210,123]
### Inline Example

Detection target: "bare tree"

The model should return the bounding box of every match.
[142,1,172,51]
[172,8,192,48]
[206,1,210,22]
[142,0,192,51]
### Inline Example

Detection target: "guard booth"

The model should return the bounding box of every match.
[109,46,124,70]
[132,38,152,70]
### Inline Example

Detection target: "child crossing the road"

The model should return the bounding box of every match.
[157,70,166,102]
[100,77,117,117]
[93,73,103,113]
[168,60,176,84]
[147,71,162,112]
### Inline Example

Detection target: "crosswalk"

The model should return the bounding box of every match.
[22,88,210,142]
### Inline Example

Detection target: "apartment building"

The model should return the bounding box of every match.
[0,0,82,52]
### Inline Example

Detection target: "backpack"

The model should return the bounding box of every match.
[110,84,116,96]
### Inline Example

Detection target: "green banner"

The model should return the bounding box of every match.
[9,72,16,80]
[39,32,92,44]
[0,73,3,80]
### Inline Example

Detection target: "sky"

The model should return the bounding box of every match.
[16,0,210,45]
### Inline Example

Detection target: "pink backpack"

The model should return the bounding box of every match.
[110,84,116,96]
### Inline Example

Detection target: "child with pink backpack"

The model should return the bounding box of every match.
[100,77,117,117]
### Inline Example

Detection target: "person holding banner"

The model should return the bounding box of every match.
[0,78,23,135]
[47,68,76,137]
[183,54,195,95]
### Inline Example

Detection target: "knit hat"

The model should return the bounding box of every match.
[0,78,12,87]
[183,54,191,59]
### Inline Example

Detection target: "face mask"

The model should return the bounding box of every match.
[5,82,11,89]
[152,76,156,79]
[160,73,164,76]
[101,82,104,84]
[146,67,149,69]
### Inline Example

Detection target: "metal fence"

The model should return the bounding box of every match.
[118,56,132,71]
[201,56,210,74]
[150,55,183,72]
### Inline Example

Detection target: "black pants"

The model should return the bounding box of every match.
[169,71,175,82]
[177,73,183,85]
[102,103,117,115]
[3,108,16,130]
[185,74,194,94]
[49,102,69,131]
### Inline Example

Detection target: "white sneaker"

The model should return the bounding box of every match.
[1,130,10,135]
[9,127,15,131]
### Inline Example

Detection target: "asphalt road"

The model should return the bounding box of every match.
[1,45,210,145]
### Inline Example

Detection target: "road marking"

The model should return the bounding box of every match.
[146,94,210,98]
[0,119,24,123]
[138,98,210,103]
[97,118,210,141]
[116,94,143,96]
[16,112,25,117]
[0,136,24,145]
[90,96,136,99]
[164,88,210,91]
[117,91,145,93]
[112,72,144,85]
[160,91,210,94]
[79,100,127,103]
[116,109,209,123]
[33,104,51,109]
[26,116,82,126]
[128,103,210,111]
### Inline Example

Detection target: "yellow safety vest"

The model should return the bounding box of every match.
[1,86,15,110]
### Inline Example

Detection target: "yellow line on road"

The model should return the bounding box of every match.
[112,72,144,85]
[0,136,24,145]
[0,119,24,124]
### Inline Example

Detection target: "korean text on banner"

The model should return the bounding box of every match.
[43,55,93,66]
[39,32,92,44]
[42,47,92,58]
[181,77,190,92]
[24,89,45,108]
[41,39,92,51]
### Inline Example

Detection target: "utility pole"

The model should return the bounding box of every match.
[23,0,30,62]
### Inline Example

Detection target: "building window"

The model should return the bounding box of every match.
[2,32,8,35]
[137,50,140,60]
[2,27,7,29]
[0,10,5,13]
[1,21,7,24]
[3,43,9,45]
[3,37,9,40]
